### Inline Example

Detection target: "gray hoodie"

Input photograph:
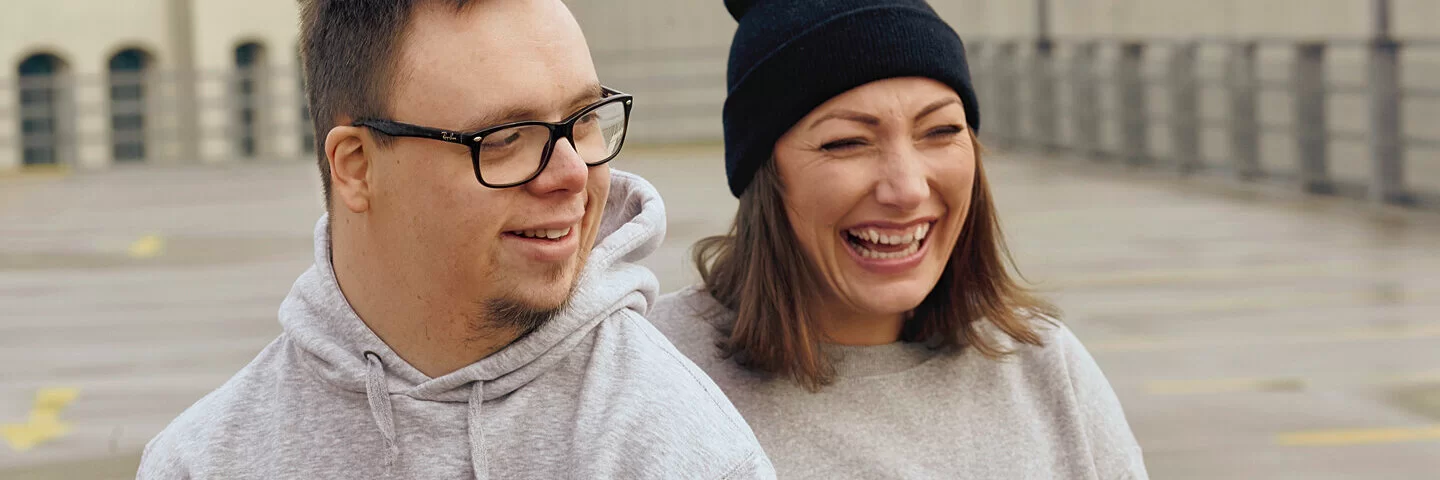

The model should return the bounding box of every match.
[137,171,774,479]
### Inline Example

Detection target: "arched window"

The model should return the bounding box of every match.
[108,48,152,162]
[17,53,70,166]
[234,42,269,158]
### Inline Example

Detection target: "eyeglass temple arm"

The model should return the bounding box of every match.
[357,119,468,144]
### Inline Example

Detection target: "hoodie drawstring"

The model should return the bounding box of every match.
[468,381,488,480]
[363,351,488,478]
[364,352,399,467]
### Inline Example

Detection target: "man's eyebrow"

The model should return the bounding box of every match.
[458,105,538,133]
[457,83,605,133]
[563,83,606,114]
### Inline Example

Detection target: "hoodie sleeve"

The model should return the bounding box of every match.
[136,429,191,480]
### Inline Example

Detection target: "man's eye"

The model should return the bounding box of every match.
[483,131,523,148]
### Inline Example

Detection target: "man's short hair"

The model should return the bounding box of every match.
[299,0,475,208]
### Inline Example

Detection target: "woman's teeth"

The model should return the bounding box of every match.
[514,227,570,239]
[845,223,931,259]
[846,223,930,245]
[855,241,920,259]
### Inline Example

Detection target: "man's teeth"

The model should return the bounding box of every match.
[847,223,930,245]
[515,227,571,239]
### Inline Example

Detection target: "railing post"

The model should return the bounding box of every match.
[1169,42,1201,173]
[1070,42,1101,158]
[0,78,14,171]
[1295,42,1333,194]
[1118,42,1149,165]
[1369,39,1409,204]
[972,40,994,142]
[992,42,1021,148]
[1227,41,1261,179]
[1031,37,1058,151]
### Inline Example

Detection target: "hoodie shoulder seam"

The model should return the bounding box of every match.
[719,449,767,480]
[619,309,752,434]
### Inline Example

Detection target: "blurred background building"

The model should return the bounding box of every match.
[3,1,1440,479]
[5,0,1439,170]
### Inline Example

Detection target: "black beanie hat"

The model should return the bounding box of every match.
[721,0,980,197]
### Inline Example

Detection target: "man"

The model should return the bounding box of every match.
[137,0,773,478]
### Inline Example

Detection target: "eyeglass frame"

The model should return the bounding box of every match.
[351,86,634,188]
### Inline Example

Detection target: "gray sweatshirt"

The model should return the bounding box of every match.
[650,286,1148,480]
[138,172,774,479]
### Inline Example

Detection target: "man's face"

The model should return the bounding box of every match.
[367,0,608,328]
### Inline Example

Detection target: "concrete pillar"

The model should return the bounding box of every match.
[1118,42,1149,165]
[1369,37,1408,204]
[1169,42,1202,173]
[169,0,201,163]
[0,79,17,172]
[74,76,111,170]
[199,74,229,163]
[992,42,1021,147]
[1294,42,1333,194]
[1030,38,1057,151]
[1069,42,1101,158]
[1227,41,1261,179]
[268,66,302,161]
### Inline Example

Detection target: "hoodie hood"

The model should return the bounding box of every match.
[275,170,665,475]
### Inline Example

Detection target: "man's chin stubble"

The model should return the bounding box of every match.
[474,262,581,341]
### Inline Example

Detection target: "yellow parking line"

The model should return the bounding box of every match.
[0,164,72,179]
[1381,370,1440,384]
[1276,425,1440,446]
[127,234,166,259]
[1,387,80,452]
[1146,377,1307,395]
[1091,324,1440,353]
[1075,286,1440,320]
[1041,263,1351,289]
[1143,369,1440,396]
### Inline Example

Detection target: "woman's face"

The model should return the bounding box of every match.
[774,77,976,325]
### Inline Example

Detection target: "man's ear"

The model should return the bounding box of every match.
[326,125,372,213]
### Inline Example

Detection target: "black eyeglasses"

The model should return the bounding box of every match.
[353,87,633,188]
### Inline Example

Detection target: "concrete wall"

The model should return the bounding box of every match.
[933,0,1434,39]
[0,0,175,171]
[192,0,303,163]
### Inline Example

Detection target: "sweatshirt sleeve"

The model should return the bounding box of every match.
[1055,324,1150,480]
[135,430,191,480]
[719,449,778,480]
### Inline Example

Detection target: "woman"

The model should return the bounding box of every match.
[649,0,1148,478]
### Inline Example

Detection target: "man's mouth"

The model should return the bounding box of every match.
[508,227,572,240]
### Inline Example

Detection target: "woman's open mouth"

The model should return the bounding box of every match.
[841,221,934,263]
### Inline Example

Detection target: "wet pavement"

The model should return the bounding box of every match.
[2,146,1438,478]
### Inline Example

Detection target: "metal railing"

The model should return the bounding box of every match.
[5,40,1438,213]
[970,37,1440,209]
[0,50,724,171]
[0,66,315,171]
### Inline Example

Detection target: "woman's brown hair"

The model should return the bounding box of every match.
[692,132,1058,391]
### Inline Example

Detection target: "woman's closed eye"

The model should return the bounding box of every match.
[819,137,869,152]
[923,124,965,139]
